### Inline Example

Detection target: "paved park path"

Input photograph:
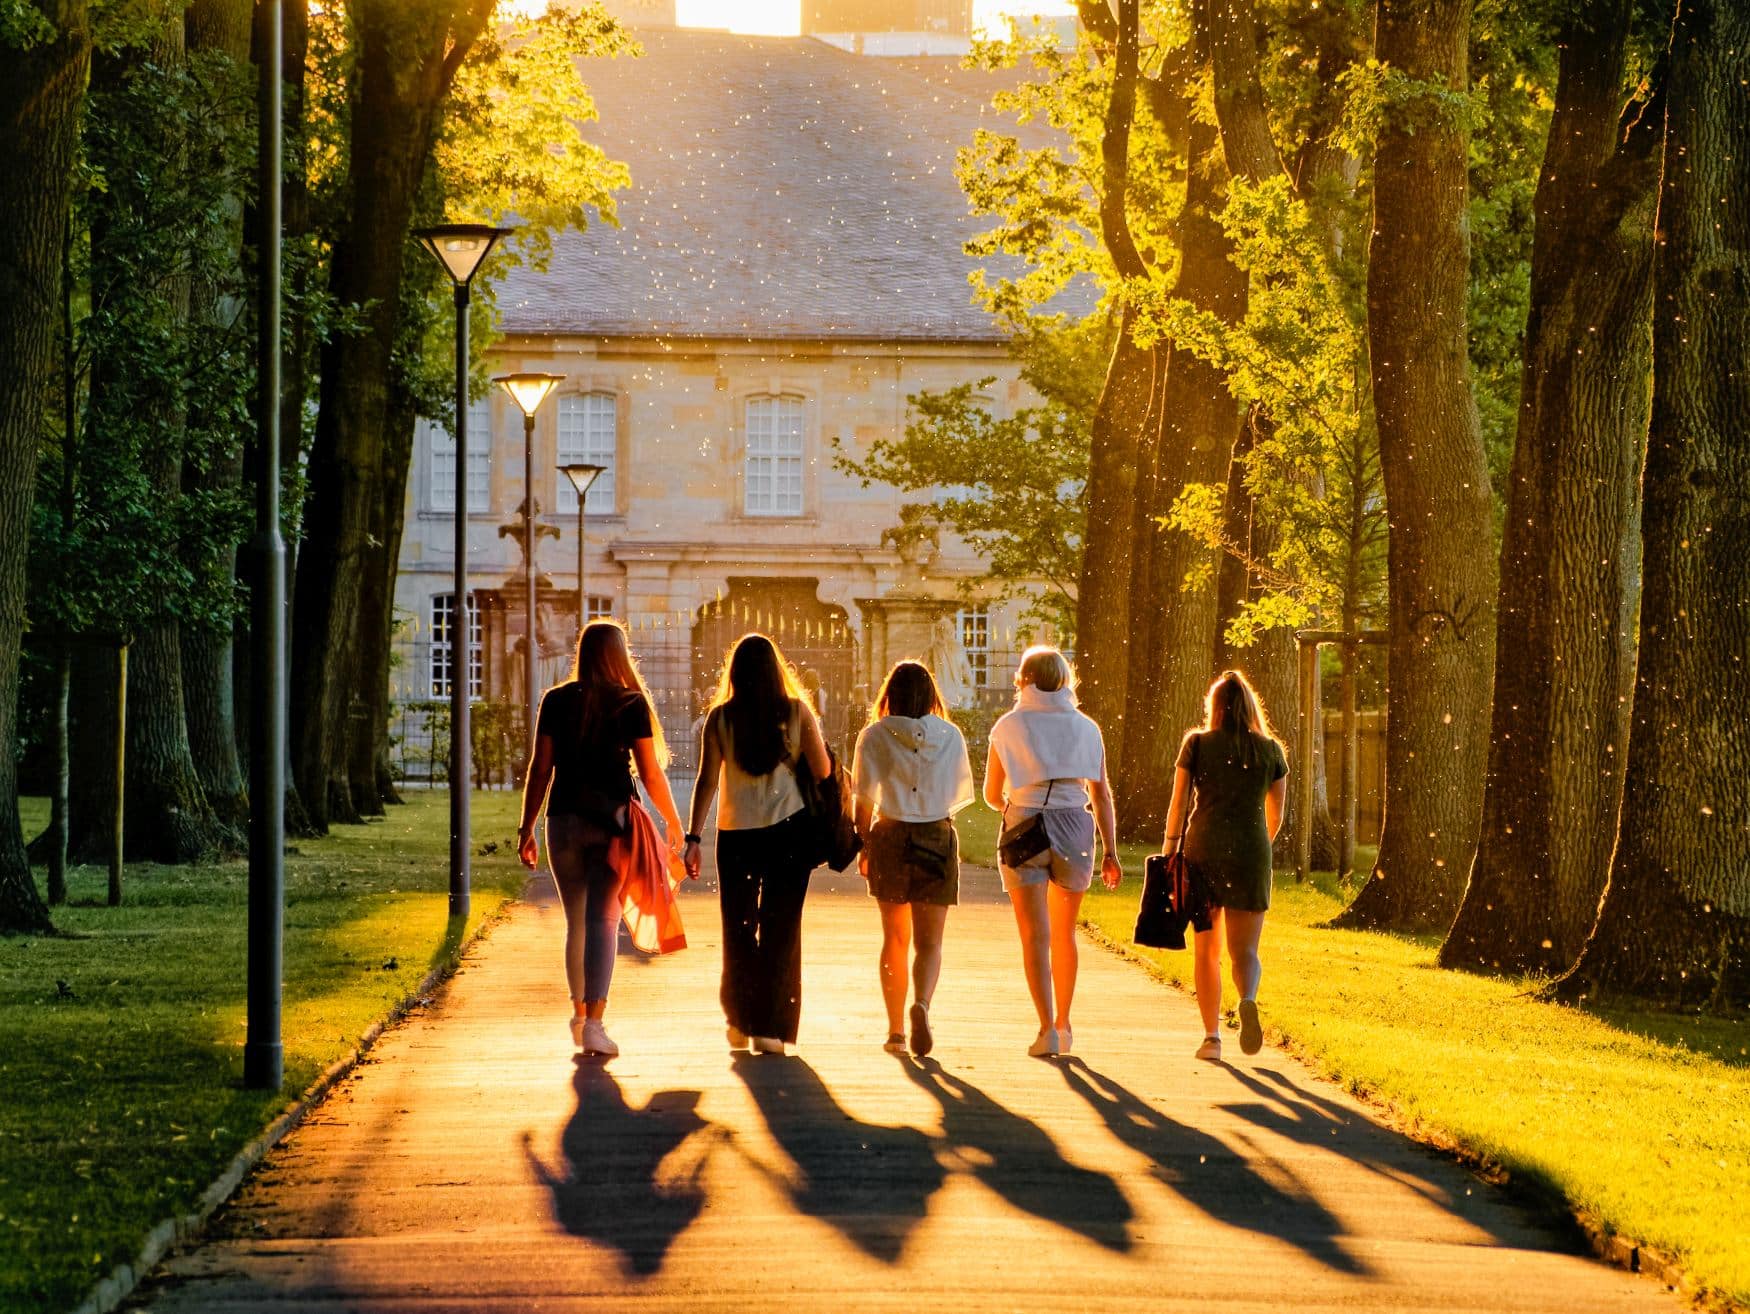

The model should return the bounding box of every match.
[134,862,1672,1313]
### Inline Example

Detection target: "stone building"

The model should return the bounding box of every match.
[392,24,1084,769]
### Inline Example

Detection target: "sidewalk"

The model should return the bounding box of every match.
[133,864,1671,1313]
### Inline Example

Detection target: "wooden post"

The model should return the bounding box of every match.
[110,640,127,907]
[1340,634,1359,880]
[1295,635,1317,883]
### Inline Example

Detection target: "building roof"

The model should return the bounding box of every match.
[495,28,1078,342]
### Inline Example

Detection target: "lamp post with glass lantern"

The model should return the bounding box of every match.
[495,372,565,764]
[413,222,510,921]
[558,462,605,639]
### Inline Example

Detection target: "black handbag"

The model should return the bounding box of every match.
[795,746,862,873]
[1134,833,1202,950]
[997,780,1056,868]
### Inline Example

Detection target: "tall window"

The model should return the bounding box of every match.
[958,605,992,687]
[430,592,483,698]
[556,393,616,514]
[427,400,492,512]
[744,395,805,516]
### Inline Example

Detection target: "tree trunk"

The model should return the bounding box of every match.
[1334,0,1497,934]
[0,0,89,934]
[1441,0,1659,975]
[180,0,255,832]
[1560,0,1750,1008]
[290,0,489,828]
[1113,110,1245,836]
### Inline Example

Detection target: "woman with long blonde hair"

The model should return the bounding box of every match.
[1161,669,1288,1061]
[684,633,832,1055]
[982,646,1123,1058]
[851,660,974,1056]
[518,619,686,1057]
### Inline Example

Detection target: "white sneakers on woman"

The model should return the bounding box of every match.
[1195,1034,1222,1061]
[751,1036,786,1055]
[579,1018,619,1057]
[1028,1027,1059,1057]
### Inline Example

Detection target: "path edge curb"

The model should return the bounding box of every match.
[66,886,527,1314]
[1076,916,1736,1314]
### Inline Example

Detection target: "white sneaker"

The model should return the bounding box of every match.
[1058,1025,1073,1055]
[1196,1034,1222,1061]
[1028,1027,1059,1058]
[727,1024,750,1051]
[752,1036,786,1055]
[580,1019,619,1057]
[569,1015,586,1049]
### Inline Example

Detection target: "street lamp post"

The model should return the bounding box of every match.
[413,222,510,921]
[245,0,285,1091]
[495,373,565,765]
[558,462,605,639]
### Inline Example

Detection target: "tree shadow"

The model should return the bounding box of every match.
[524,1058,716,1276]
[731,1053,943,1264]
[1057,1058,1364,1274]
[902,1057,1131,1253]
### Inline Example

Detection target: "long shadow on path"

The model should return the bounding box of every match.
[1058,1058,1365,1274]
[525,1059,714,1277]
[902,1057,1132,1252]
[732,1053,943,1264]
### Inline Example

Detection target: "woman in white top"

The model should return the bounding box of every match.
[983,646,1122,1057]
[851,660,975,1057]
[684,633,832,1055]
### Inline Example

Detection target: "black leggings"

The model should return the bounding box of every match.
[716,811,814,1043]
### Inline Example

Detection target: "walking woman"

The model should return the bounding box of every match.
[518,619,687,1058]
[683,633,833,1055]
[851,660,975,1057]
[983,646,1122,1057]
[1161,670,1288,1061]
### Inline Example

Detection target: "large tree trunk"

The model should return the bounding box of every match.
[180,0,255,832]
[1334,0,1497,934]
[290,0,489,829]
[1560,0,1750,1008]
[1113,110,1244,835]
[0,0,89,933]
[1441,0,1660,975]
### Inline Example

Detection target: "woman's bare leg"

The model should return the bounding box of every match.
[1008,883,1054,1029]
[877,900,912,1034]
[1194,906,1227,1036]
[910,903,948,1008]
[1046,883,1085,1033]
[1224,908,1266,1001]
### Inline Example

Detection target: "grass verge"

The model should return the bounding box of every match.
[960,803,1748,1304]
[0,789,526,1314]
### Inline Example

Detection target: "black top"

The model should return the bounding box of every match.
[1178,728,1288,913]
[535,683,654,820]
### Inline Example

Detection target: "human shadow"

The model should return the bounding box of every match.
[731,1053,943,1264]
[524,1058,716,1276]
[1057,1058,1364,1274]
[903,1057,1132,1253]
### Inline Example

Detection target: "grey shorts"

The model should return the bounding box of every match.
[998,806,1096,894]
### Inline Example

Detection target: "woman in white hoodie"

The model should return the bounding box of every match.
[983,646,1122,1057]
[851,660,975,1057]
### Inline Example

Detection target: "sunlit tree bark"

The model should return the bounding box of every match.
[1561,0,1750,1008]
[1441,0,1661,974]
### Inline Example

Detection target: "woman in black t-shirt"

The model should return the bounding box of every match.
[1160,670,1288,1063]
[519,620,685,1057]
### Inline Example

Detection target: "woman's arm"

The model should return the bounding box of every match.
[1161,766,1192,851]
[683,712,723,879]
[517,735,556,869]
[1089,758,1122,889]
[1265,775,1287,841]
[797,700,832,780]
[630,737,685,849]
[982,743,1006,811]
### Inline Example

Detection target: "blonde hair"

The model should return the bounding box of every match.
[567,618,669,767]
[1015,645,1076,698]
[1202,669,1280,745]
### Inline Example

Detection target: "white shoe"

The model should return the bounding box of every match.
[569,1015,586,1049]
[1028,1027,1059,1058]
[580,1019,619,1057]
[1195,1034,1222,1061]
[727,1024,750,1051]
[752,1036,786,1055]
[1058,1025,1073,1055]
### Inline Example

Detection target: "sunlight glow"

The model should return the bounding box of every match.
[675,0,801,35]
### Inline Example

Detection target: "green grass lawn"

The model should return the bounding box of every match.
[0,789,528,1314]
[959,803,1748,1303]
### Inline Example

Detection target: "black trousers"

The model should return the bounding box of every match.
[716,811,814,1043]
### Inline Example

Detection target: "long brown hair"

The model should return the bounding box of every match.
[568,618,668,767]
[708,632,808,776]
[1201,669,1280,754]
[871,660,947,722]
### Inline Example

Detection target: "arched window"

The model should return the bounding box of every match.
[557,392,617,514]
[744,394,806,516]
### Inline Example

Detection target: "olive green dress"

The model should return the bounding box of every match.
[1178,729,1288,912]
